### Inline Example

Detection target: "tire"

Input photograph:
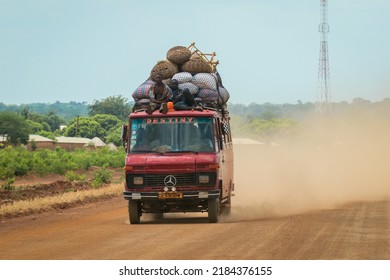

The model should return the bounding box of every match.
[128,200,141,224]
[208,197,220,223]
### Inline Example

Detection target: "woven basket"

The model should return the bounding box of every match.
[190,52,202,60]
[166,46,191,65]
[150,60,179,81]
[181,59,212,74]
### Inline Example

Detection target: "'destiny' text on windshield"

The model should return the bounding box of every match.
[145,117,194,124]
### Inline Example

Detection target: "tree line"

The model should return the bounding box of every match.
[2,96,389,121]
[0,95,131,146]
[1,95,389,146]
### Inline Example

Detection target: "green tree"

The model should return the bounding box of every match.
[38,130,56,140]
[105,126,123,146]
[42,111,66,132]
[23,111,63,132]
[0,111,31,145]
[27,111,44,123]
[64,117,105,139]
[91,114,122,132]
[21,106,30,119]
[26,120,44,133]
[88,95,131,121]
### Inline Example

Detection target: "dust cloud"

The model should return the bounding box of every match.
[227,115,390,221]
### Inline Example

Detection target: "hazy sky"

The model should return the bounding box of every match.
[1,0,389,105]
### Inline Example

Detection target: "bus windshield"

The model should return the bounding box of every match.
[129,117,215,153]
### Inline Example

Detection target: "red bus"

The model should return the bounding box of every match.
[122,108,234,224]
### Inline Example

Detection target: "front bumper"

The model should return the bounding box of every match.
[123,190,220,200]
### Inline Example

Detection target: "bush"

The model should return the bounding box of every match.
[0,168,14,180]
[1,177,15,190]
[91,166,113,188]
[65,171,87,183]
[0,146,124,179]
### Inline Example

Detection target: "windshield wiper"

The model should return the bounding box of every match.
[166,150,199,154]
[131,150,164,155]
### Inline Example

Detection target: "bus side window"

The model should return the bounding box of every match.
[219,119,232,149]
[224,120,232,145]
[216,119,225,149]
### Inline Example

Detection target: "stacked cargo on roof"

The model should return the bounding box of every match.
[132,43,230,113]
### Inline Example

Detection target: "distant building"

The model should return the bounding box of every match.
[0,135,7,148]
[25,135,108,151]
[55,136,91,150]
[107,143,118,151]
[28,134,55,150]
[87,137,106,148]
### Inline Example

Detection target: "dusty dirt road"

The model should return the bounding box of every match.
[1,136,390,260]
[0,196,389,260]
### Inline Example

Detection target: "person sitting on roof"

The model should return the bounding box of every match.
[169,79,183,103]
[174,88,202,111]
[146,73,172,114]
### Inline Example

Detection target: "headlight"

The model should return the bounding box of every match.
[133,176,144,185]
[198,175,210,184]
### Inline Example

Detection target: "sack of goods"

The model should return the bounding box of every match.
[172,72,193,83]
[131,43,231,111]
[178,82,199,95]
[192,73,218,90]
[132,79,155,101]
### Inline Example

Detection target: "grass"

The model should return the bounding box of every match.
[0,183,123,219]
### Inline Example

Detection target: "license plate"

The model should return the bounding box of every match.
[158,192,183,199]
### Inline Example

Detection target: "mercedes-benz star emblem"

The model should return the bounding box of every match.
[164,175,177,188]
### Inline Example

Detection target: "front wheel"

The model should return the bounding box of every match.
[128,200,141,224]
[208,197,221,223]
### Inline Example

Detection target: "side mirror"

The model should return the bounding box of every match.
[121,125,128,142]
[121,125,128,149]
